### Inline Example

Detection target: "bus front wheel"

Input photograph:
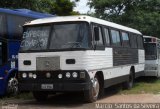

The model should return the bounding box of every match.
[7,77,18,96]
[84,75,100,103]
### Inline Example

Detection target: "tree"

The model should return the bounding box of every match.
[89,0,160,37]
[0,0,79,15]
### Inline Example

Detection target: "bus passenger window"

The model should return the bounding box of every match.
[130,34,137,48]
[122,32,130,47]
[94,26,104,46]
[104,28,110,46]
[137,36,144,49]
[111,29,121,46]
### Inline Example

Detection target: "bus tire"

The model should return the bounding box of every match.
[32,91,48,102]
[84,75,100,103]
[7,77,19,96]
[123,69,134,90]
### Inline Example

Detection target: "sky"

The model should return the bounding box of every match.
[72,0,93,13]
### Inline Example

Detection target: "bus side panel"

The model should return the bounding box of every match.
[102,65,131,88]
[0,77,5,95]
[8,40,20,61]
[138,49,145,64]
[113,48,138,66]
[137,49,145,74]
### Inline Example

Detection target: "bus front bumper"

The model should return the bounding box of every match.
[19,82,91,92]
[18,70,92,92]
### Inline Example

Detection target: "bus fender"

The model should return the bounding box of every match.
[6,68,18,81]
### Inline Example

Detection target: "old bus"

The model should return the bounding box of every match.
[18,16,145,102]
[143,36,160,77]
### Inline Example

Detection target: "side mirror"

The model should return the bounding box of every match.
[94,27,100,41]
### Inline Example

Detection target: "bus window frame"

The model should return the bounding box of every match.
[21,21,93,52]
[109,28,122,47]
[121,30,130,48]
[102,26,111,47]
[91,23,105,50]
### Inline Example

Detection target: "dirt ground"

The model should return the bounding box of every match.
[1,92,160,109]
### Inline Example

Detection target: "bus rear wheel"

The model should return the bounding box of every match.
[84,75,100,103]
[32,91,48,102]
[123,69,134,90]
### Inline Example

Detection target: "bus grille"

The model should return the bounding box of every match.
[36,57,60,71]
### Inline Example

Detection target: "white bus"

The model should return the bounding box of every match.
[144,36,160,77]
[18,16,145,102]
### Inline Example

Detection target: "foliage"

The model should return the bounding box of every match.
[0,0,79,16]
[89,0,160,37]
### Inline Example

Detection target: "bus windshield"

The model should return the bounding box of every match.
[144,43,157,60]
[20,22,90,51]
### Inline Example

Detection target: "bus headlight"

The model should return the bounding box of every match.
[66,72,71,78]
[22,73,27,78]
[29,73,33,78]
[32,74,37,79]
[58,74,63,79]
[72,72,78,78]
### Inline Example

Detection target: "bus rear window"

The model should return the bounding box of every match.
[144,43,157,60]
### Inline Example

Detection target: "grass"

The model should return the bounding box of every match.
[119,77,160,94]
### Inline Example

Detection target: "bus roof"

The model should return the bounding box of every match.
[143,36,159,39]
[25,15,142,35]
[0,8,54,18]
[143,35,160,43]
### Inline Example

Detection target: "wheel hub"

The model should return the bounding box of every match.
[7,77,18,95]
[92,77,100,98]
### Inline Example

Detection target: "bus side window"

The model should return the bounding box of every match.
[104,28,110,46]
[121,32,130,47]
[130,34,137,48]
[110,29,121,47]
[93,26,104,46]
[137,35,144,49]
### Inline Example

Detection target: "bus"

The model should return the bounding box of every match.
[0,8,53,96]
[143,36,160,77]
[18,15,145,102]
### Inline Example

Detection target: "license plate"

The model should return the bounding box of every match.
[41,84,53,89]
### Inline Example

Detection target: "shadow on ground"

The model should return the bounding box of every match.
[1,76,159,108]
[18,85,123,107]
